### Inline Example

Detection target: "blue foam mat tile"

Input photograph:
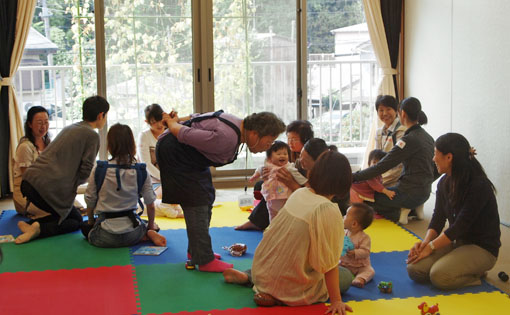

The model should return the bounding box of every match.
[342,250,497,302]
[130,227,263,266]
[0,210,29,237]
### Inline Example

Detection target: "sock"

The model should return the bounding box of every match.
[188,252,221,260]
[198,259,233,273]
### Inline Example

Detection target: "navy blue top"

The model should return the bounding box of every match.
[429,175,501,257]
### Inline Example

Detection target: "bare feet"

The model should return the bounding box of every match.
[147,230,167,246]
[352,277,366,288]
[235,221,261,231]
[15,221,41,244]
[223,268,250,284]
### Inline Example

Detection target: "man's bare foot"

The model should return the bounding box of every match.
[223,268,250,284]
[235,221,261,231]
[15,221,40,244]
[352,278,366,288]
[147,230,167,246]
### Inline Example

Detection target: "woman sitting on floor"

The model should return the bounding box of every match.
[13,106,51,219]
[223,151,354,315]
[82,123,166,248]
[406,133,501,290]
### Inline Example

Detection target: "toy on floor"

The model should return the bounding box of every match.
[341,235,355,257]
[185,260,195,270]
[498,271,509,282]
[418,302,440,315]
[377,281,393,293]
[223,243,247,257]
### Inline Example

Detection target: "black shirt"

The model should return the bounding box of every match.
[429,175,501,257]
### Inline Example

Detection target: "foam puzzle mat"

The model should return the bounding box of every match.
[1,201,508,315]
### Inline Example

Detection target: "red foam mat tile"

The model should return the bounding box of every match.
[0,265,139,315]
[152,304,329,315]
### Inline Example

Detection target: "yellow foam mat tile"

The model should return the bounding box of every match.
[365,219,420,253]
[345,292,510,314]
[146,201,251,230]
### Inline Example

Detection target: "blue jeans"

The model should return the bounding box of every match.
[182,204,215,265]
[371,187,430,222]
[87,214,147,248]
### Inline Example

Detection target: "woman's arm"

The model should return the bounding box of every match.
[137,131,160,180]
[407,231,451,264]
[324,266,352,315]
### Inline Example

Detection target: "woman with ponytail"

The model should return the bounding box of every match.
[352,97,437,223]
[406,133,500,290]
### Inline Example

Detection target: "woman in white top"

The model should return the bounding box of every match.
[13,106,51,218]
[223,151,354,315]
[138,103,183,218]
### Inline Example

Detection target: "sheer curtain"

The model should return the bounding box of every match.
[0,0,37,196]
[361,0,402,167]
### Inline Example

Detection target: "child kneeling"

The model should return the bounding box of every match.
[82,123,166,247]
[340,203,375,288]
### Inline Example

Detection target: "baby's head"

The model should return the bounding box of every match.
[266,141,291,167]
[368,149,387,167]
[144,103,165,133]
[344,203,375,232]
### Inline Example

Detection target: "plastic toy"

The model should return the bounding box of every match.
[223,243,248,257]
[185,260,195,270]
[498,271,509,282]
[341,235,355,257]
[377,281,393,293]
[418,302,440,315]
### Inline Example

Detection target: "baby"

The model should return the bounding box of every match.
[350,149,396,203]
[340,203,375,288]
[250,141,307,221]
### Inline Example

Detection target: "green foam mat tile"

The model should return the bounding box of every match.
[135,259,254,315]
[0,232,131,273]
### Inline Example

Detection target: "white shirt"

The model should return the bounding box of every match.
[137,129,160,182]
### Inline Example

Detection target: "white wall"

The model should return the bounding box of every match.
[405,0,510,225]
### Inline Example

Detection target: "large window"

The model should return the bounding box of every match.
[16,0,378,169]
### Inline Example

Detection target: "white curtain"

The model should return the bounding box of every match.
[2,0,37,191]
[362,0,397,167]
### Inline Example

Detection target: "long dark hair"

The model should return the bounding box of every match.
[303,138,337,161]
[435,133,495,209]
[24,106,51,150]
[107,123,137,166]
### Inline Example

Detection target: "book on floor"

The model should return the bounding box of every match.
[132,246,168,256]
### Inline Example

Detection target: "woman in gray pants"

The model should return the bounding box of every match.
[406,133,501,290]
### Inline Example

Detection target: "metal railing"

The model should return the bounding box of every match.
[14,59,380,156]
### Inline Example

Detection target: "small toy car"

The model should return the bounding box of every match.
[418,302,440,315]
[377,281,393,293]
[185,260,195,270]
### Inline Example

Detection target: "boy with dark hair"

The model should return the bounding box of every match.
[16,95,109,244]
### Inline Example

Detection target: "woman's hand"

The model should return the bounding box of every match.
[406,241,428,264]
[325,301,353,315]
[162,111,179,128]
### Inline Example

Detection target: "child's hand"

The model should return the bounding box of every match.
[346,250,355,258]
[383,189,396,200]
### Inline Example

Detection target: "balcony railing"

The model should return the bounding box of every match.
[14,59,379,161]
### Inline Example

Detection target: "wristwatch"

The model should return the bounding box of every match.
[428,241,436,251]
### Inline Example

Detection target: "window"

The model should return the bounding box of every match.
[16,0,378,170]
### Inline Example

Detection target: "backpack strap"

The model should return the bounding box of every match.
[391,120,401,145]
